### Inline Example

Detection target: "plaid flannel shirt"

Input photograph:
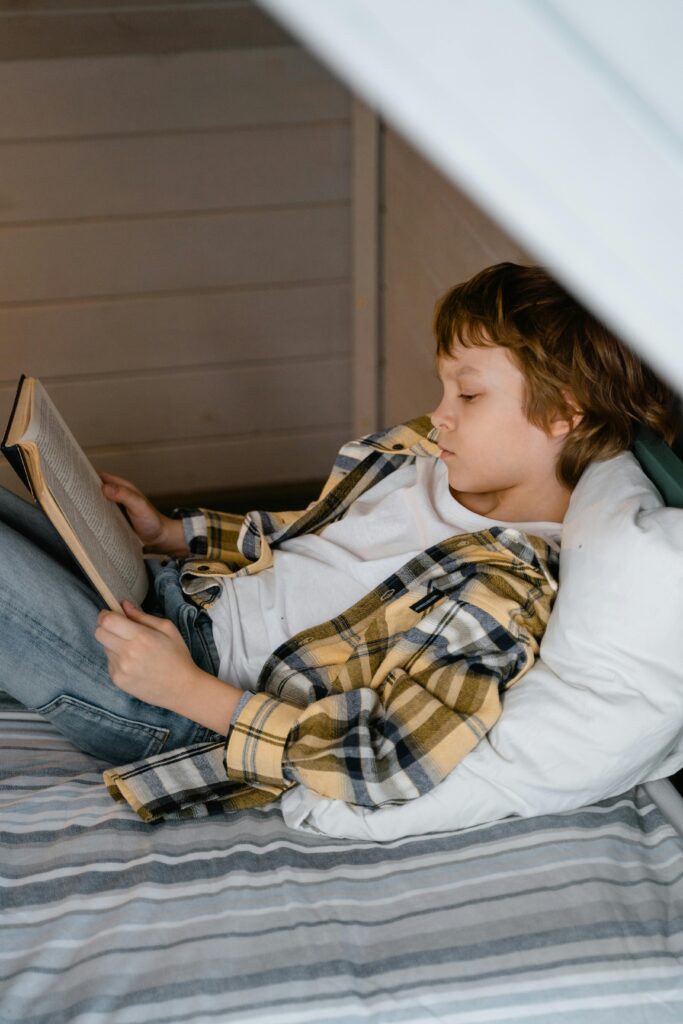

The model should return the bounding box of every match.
[103,415,560,822]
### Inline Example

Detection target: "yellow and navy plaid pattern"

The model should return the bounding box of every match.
[103,416,559,822]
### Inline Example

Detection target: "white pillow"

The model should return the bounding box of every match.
[280,451,683,839]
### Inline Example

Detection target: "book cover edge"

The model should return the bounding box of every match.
[1,373,27,450]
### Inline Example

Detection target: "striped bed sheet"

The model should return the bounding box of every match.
[2,688,683,1024]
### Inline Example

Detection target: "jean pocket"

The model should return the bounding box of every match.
[34,694,170,764]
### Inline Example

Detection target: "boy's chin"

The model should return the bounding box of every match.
[445,469,466,493]
[447,480,466,502]
[447,478,486,504]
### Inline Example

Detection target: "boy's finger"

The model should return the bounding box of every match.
[98,471,142,492]
[122,601,171,632]
[97,609,141,639]
[102,482,125,496]
[98,469,134,480]
[102,483,143,508]
[101,484,129,504]
[94,627,127,654]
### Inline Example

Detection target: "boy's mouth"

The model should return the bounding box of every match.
[439,447,454,458]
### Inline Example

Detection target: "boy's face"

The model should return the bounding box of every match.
[430,340,576,520]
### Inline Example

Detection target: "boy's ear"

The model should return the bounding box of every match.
[549,390,583,438]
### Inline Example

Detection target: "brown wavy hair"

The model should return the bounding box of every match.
[433,262,680,489]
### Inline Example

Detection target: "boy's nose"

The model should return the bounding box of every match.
[430,407,454,431]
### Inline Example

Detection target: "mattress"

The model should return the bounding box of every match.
[2,688,683,1024]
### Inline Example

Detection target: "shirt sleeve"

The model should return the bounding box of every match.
[228,690,254,729]
[169,506,247,565]
[222,632,537,808]
[170,507,207,555]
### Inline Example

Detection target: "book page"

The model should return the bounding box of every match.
[24,382,149,606]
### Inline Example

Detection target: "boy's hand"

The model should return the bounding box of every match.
[95,602,243,735]
[97,470,189,557]
[95,601,200,713]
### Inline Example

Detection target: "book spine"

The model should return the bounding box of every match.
[1,373,26,449]
[1,374,37,496]
[0,444,34,497]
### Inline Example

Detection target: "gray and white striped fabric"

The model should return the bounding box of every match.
[2,689,683,1023]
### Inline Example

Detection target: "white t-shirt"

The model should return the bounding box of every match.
[207,457,562,691]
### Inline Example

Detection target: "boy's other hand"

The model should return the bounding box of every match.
[96,470,188,557]
[96,601,241,733]
[95,601,200,712]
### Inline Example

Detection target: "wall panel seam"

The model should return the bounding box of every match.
[0,119,350,146]
[0,3,251,15]
[81,422,352,456]
[0,352,352,388]
[0,199,350,232]
[0,276,350,310]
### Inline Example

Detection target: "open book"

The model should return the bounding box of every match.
[1,375,150,613]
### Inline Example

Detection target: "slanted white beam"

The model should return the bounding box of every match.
[256,0,683,398]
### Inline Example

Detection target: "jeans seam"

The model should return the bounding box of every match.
[196,618,220,676]
[36,693,170,742]
[0,589,110,683]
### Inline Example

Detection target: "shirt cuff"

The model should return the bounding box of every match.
[229,689,254,729]
[170,507,208,556]
[224,691,301,789]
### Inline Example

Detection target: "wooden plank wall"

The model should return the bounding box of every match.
[0,0,353,505]
[381,125,530,427]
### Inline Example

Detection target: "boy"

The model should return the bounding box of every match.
[1,263,677,823]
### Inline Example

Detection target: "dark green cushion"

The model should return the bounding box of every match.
[632,423,683,508]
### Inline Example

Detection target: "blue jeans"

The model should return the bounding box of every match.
[0,484,224,764]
